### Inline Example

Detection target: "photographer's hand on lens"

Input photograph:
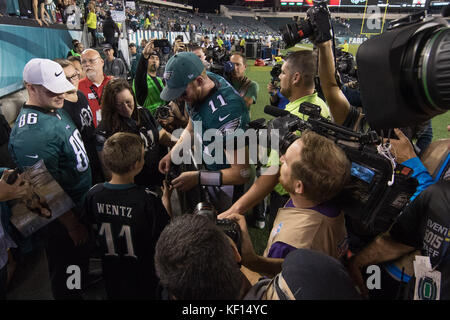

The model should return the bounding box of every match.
[385,128,417,164]
[218,208,241,220]
[171,171,199,192]
[226,213,259,268]
[0,170,29,202]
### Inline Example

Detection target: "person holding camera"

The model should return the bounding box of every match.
[222,130,351,276]
[229,53,259,110]
[133,41,166,116]
[219,50,330,226]
[346,178,450,300]
[85,132,171,299]
[158,52,250,213]
[155,99,189,134]
[267,63,289,110]
[154,214,360,300]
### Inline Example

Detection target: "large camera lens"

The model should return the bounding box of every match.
[155,105,171,119]
[357,16,450,129]
[281,21,313,48]
[402,26,450,118]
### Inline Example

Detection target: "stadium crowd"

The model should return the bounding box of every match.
[0,0,449,302]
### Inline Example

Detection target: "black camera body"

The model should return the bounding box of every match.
[153,39,171,48]
[281,0,332,48]
[207,46,234,77]
[270,63,282,85]
[193,202,242,254]
[335,47,357,84]
[356,12,450,129]
[256,103,418,240]
[155,104,171,120]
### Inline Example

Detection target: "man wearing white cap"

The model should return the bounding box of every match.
[8,58,92,299]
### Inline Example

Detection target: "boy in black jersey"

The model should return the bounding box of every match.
[85,132,171,299]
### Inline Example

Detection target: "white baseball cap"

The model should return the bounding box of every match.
[23,58,75,94]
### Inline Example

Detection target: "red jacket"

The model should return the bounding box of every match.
[78,75,112,127]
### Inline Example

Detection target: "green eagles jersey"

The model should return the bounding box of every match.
[188,72,250,171]
[9,105,92,207]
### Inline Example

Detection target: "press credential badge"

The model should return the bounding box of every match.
[414,255,441,300]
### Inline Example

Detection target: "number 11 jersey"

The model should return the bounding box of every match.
[85,183,170,299]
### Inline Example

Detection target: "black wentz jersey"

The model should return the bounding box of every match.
[85,183,169,299]
[390,180,450,299]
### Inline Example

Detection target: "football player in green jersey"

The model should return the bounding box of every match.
[158,52,251,212]
[8,59,92,299]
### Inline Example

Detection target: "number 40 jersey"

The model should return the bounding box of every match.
[9,105,92,208]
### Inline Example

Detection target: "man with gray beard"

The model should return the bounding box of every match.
[78,49,112,126]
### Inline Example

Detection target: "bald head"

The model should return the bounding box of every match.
[81,49,104,83]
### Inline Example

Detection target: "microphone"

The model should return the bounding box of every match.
[264,105,290,117]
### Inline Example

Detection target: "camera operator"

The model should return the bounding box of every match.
[229,53,259,110]
[344,125,450,300]
[155,98,189,134]
[268,82,289,110]
[223,131,351,276]
[133,41,166,116]
[267,63,289,110]
[158,52,250,213]
[347,177,450,299]
[219,50,330,223]
[154,214,361,300]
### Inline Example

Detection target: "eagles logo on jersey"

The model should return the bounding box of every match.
[217,117,241,136]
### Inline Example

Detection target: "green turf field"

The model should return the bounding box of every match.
[244,45,449,255]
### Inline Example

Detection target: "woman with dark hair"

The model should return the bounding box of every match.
[54,58,103,184]
[96,78,173,188]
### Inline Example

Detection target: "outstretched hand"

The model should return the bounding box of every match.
[385,128,417,164]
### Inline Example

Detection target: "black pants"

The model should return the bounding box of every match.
[18,0,32,17]
[44,221,92,300]
[88,27,97,47]
[105,37,118,57]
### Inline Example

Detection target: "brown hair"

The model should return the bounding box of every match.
[285,50,317,88]
[102,132,144,175]
[291,130,350,203]
[231,52,246,66]
[53,58,73,69]
[100,78,140,132]
[68,55,81,65]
